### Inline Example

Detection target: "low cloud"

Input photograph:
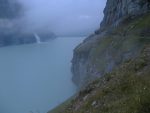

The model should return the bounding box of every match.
[18,0,106,36]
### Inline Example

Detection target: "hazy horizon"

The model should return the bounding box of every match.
[17,0,106,36]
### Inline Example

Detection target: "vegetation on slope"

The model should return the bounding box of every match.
[49,45,150,113]
[72,13,150,87]
[48,13,150,113]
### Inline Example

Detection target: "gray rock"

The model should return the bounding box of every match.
[100,0,150,31]
[83,95,89,101]
[91,101,97,107]
[71,0,150,88]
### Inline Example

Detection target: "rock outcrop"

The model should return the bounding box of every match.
[72,0,150,87]
[48,0,150,113]
[100,0,150,31]
[50,44,150,113]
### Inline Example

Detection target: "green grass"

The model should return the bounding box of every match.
[48,44,150,113]
[88,13,150,72]
[48,96,75,113]
[135,13,150,29]
[48,13,150,113]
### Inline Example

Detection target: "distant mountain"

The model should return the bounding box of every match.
[0,0,56,47]
[0,0,22,19]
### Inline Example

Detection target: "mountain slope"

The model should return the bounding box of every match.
[48,0,150,112]
[72,0,150,87]
[50,44,150,113]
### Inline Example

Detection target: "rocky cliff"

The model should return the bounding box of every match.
[72,0,150,87]
[49,44,150,113]
[48,0,150,113]
[100,0,150,31]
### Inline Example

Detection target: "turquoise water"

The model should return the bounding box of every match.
[0,37,84,113]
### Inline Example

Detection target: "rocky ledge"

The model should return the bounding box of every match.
[72,0,150,87]
[48,0,150,113]
[50,44,150,113]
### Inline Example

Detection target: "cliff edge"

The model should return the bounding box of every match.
[48,0,150,113]
[72,0,150,87]
[100,0,150,31]
[49,44,150,113]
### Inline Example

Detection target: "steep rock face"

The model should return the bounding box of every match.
[100,0,150,31]
[72,0,150,87]
[51,44,150,113]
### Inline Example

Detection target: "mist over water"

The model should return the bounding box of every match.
[0,0,106,113]
[17,0,106,36]
[0,37,84,113]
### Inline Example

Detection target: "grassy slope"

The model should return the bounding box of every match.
[48,13,150,113]
[65,45,150,113]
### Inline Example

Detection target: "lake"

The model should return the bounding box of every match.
[0,37,84,113]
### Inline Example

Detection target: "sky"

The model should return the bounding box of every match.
[18,0,106,36]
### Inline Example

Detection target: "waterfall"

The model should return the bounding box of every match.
[34,33,41,44]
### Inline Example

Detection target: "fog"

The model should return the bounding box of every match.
[18,0,106,36]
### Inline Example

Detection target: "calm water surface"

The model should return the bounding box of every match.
[0,37,84,113]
